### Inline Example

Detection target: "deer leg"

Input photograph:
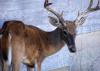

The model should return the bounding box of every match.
[2,60,9,71]
[36,61,41,71]
[12,60,21,71]
[12,54,21,71]
[0,59,3,71]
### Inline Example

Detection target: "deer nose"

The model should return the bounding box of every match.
[68,45,76,53]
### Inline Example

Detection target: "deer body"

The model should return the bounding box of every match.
[1,20,76,71]
[23,26,65,66]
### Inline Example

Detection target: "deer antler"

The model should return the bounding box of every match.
[44,0,65,26]
[75,0,100,26]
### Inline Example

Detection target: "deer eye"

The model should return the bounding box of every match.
[63,30,68,36]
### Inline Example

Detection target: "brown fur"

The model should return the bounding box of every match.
[0,20,76,71]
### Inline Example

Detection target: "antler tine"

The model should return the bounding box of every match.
[44,0,52,8]
[87,0,100,13]
[44,0,65,25]
[75,0,100,26]
[97,0,99,7]
[87,0,93,10]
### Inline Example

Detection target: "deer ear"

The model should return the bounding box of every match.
[48,16,62,27]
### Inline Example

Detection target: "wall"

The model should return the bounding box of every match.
[0,0,100,71]
[70,31,100,71]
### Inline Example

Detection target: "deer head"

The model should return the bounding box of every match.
[44,0,100,52]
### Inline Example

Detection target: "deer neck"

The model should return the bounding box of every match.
[44,28,65,57]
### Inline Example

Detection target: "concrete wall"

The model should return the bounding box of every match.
[70,31,100,71]
[0,0,100,71]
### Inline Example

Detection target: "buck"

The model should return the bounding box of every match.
[0,29,4,71]
[0,0,100,71]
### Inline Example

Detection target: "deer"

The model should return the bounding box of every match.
[0,21,26,71]
[0,15,76,71]
[0,28,5,71]
[0,0,100,71]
